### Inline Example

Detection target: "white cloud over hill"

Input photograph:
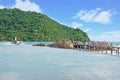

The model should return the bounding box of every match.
[84,28,91,33]
[0,5,5,9]
[0,0,42,13]
[71,22,83,29]
[70,22,91,33]
[12,0,42,13]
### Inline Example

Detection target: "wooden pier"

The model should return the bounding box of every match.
[73,41,120,56]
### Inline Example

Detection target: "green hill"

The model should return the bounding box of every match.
[0,8,90,41]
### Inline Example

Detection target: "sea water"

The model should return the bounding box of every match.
[0,42,120,80]
[0,41,54,45]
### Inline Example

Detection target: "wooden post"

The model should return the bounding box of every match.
[118,48,119,56]
[110,43,113,55]
[96,45,98,52]
[116,47,118,54]
[116,43,119,55]
[88,42,90,51]
[76,44,78,49]
[79,45,81,51]
[101,46,103,53]
[117,47,119,55]
[106,46,108,54]
[111,47,113,54]
[98,46,100,53]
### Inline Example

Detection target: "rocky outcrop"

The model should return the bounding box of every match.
[48,40,74,49]
[32,43,46,46]
[12,40,21,45]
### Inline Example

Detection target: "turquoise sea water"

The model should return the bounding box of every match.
[0,41,54,45]
[0,42,120,80]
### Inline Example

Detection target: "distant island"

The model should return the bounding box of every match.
[0,8,90,42]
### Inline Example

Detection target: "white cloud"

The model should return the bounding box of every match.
[0,5,5,9]
[12,0,42,13]
[0,72,20,80]
[84,28,91,32]
[70,22,91,33]
[71,22,83,29]
[0,0,42,13]
[94,10,112,24]
[90,31,120,42]
[74,8,114,24]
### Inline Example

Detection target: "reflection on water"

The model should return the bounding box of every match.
[0,45,120,80]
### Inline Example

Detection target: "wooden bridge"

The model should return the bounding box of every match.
[73,41,120,56]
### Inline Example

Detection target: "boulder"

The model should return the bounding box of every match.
[32,43,46,46]
[49,40,74,49]
[48,41,65,48]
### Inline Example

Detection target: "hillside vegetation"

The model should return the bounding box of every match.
[0,8,90,41]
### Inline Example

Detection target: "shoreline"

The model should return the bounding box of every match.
[0,42,120,57]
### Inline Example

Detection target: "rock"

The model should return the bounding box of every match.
[12,40,21,45]
[49,40,74,49]
[48,41,65,48]
[63,40,74,49]
[32,43,46,46]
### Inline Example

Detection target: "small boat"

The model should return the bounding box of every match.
[12,37,22,45]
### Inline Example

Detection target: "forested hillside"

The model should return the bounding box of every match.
[0,8,90,41]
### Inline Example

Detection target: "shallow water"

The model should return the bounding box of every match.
[0,41,54,45]
[0,44,120,80]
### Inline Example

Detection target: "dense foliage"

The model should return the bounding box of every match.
[0,8,90,41]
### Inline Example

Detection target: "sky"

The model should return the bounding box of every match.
[0,0,120,42]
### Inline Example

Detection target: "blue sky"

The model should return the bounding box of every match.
[0,0,120,41]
